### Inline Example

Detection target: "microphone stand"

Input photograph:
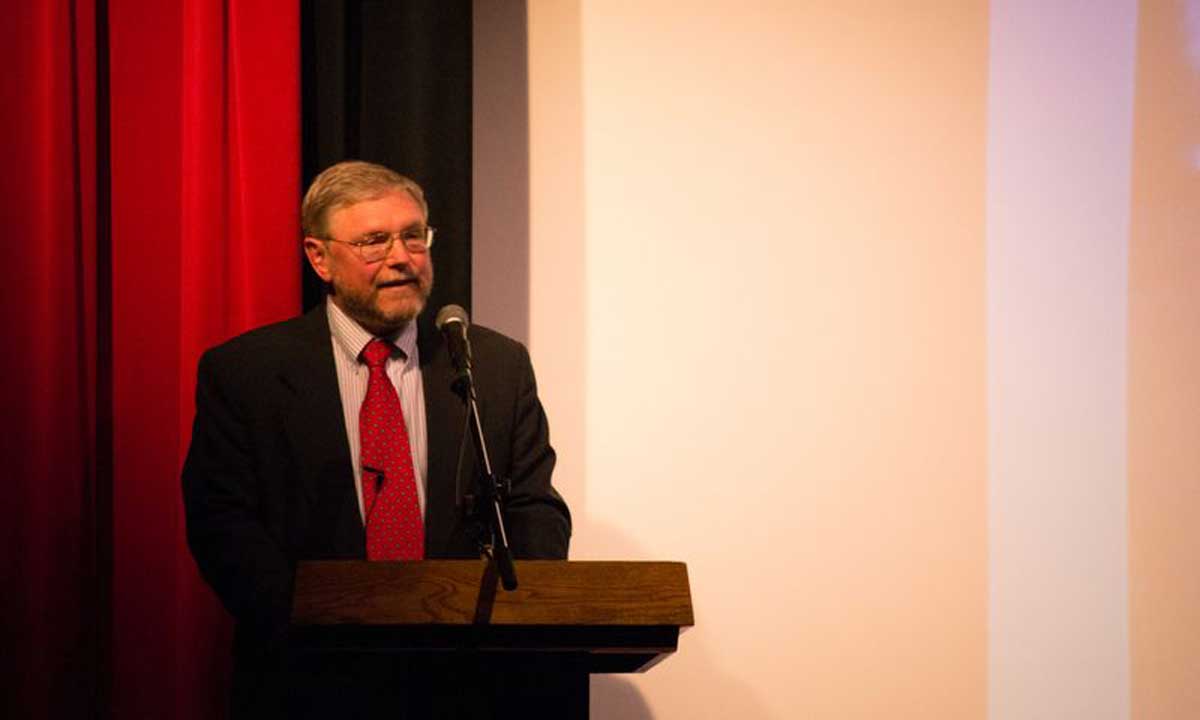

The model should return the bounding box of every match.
[450,360,518,591]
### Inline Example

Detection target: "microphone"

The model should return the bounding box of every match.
[435,304,517,590]
[436,304,474,394]
[362,464,386,528]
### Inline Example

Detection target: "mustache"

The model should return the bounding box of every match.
[376,275,423,288]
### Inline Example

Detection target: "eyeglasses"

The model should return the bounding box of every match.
[324,226,435,263]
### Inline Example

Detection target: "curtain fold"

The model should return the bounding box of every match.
[300,0,473,314]
[4,1,470,715]
[1,0,99,716]
[4,0,299,716]
[109,0,300,716]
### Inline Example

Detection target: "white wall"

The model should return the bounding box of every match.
[485,2,988,717]
[474,1,1200,717]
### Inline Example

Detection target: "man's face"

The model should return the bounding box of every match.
[304,190,434,335]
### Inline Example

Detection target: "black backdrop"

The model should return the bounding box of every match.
[301,0,473,316]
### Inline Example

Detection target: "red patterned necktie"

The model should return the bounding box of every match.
[360,338,424,560]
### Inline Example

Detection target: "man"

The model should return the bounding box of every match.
[182,161,571,716]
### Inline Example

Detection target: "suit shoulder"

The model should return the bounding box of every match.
[198,312,321,377]
[468,323,528,359]
[460,326,532,372]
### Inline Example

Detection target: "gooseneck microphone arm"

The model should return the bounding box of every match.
[435,305,518,591]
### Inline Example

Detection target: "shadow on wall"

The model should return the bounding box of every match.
[472,0,530,342]
[593,676,656,719]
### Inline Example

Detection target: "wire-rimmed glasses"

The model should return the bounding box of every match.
[324,226,435,263]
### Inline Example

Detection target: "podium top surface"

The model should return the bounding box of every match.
[289,560,693,673]
[292,559,693,627]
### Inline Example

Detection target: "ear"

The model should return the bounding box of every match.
[303,237,334,282]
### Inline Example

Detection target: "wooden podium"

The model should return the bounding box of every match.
[289,560,693,719]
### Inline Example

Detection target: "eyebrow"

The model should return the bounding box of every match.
[362,222,425,235]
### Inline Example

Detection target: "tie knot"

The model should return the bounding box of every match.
[362,338,393,368]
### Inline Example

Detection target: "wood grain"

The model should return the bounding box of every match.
[289,560,694,672]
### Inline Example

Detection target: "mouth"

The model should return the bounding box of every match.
[377,278,418,290]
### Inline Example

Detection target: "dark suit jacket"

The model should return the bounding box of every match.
[181,303,571,716]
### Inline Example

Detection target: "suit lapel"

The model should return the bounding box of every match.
[279,304,365,557]
[275,307,470,559]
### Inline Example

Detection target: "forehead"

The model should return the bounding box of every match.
[328,190,426,236]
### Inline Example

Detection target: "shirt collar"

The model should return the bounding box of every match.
[326,299,418,364]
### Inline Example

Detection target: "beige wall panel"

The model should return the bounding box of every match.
[1129,1,1200,717]
[521,2,989,716]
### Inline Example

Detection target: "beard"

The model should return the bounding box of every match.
[332,265,434,335]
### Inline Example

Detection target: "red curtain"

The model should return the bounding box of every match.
[2,0,99,716]
[3,0,299,716]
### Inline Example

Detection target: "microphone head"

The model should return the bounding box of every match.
[436,304,470,331]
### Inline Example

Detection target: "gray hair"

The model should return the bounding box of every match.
[301,160,428,239]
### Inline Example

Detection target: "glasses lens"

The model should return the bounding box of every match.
[359,237,390,263]
[401,227,432,254]
[357,246,386,262]
[355,228,432,261]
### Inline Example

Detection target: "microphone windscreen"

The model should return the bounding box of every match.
[436,304,470,331]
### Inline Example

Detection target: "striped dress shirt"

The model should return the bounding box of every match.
[326,300,428,521]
